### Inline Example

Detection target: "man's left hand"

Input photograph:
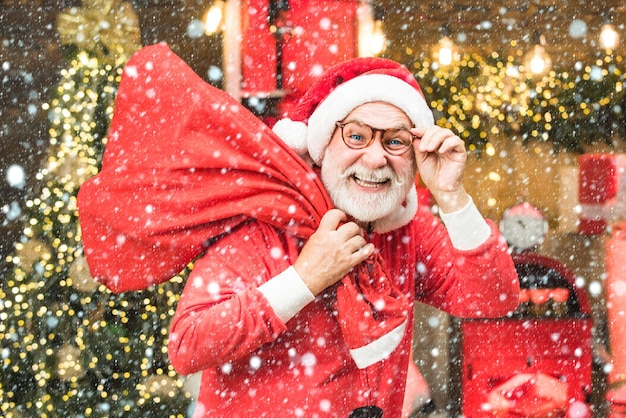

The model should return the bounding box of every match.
[411,125,470,213]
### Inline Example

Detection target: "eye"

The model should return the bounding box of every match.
[383,131,412,150]
[349,133,366,143]
[386,138,404,147]
[343,123,371,145]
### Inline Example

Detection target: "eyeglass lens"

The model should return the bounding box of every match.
[338,121,414,155]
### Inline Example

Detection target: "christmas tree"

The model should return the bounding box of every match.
[0,1,191,416]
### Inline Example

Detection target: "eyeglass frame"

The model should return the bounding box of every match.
[334,121,417,156]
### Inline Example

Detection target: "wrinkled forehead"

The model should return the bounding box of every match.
[342,102,413,128]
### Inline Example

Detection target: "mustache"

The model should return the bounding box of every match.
[340,164,408,187]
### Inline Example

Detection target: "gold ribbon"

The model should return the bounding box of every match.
[57,0,141,65]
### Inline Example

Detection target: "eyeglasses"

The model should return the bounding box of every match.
[335,121,416,156]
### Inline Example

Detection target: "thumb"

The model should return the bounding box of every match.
[318,209,347,232]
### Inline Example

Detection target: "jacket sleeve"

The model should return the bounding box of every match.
[168,221,297,375]
[412,209,520,318]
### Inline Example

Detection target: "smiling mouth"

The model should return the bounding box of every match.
[353,175,390,188]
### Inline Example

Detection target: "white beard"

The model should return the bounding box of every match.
[321,152,416,223]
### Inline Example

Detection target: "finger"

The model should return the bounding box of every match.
[411,127,437,153]
[318,209,347,231]
[418,127,454,152]
[352,243,375,261]
[345,234,368,253]
[336,221,364,239]
[437,135,466,155]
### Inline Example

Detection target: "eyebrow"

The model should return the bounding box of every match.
[345,119,412,130]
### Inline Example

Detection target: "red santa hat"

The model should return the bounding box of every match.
[272,57,435,165]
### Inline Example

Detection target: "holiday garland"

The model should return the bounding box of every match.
[408,50,626,154]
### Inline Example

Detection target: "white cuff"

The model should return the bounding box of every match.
[439,198,491,250]
[349,320,407,369]
[258,266,315,323]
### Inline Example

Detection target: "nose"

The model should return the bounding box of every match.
[359,132,388,168]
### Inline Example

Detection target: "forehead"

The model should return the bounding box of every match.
[344,102,412,127]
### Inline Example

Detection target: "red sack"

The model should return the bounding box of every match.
[78,43,329,292]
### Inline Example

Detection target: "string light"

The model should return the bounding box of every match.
[523,31,552,76]
[358,2,387,57]
[0,50,191,416]
[203,0,226,35]
[432,25,459,67]
[408,43,625,155]
[600,23,620,50]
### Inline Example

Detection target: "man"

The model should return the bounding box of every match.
[77,44,519,417]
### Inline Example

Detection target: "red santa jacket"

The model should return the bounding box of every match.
[169,208,517,417]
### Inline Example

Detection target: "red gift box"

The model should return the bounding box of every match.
[578,154,626,235]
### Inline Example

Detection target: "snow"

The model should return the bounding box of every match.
[6,164,26,188]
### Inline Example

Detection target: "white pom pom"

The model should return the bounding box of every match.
[272,118,308,155]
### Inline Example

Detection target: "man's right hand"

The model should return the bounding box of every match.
[294,209,375,296]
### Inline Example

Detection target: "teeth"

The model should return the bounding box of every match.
[354,175,387,188]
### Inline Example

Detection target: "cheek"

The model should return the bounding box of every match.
[323,142,359,170]
[392,158,417,180]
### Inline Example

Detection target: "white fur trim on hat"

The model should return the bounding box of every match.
[272,118,308,155]
[307,73,434,165]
